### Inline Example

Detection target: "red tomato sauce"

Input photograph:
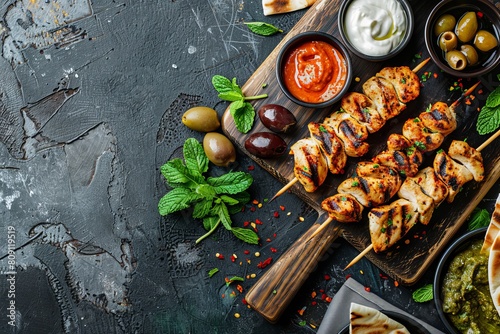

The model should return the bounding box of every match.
[283,40,348,103]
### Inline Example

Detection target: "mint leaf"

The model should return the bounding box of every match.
[231,101,255,133]
[231,78,242,95]
[467,208,491,231]
[195,184,216,199]
[220,195,240,206]
[412,284,433,303]
[208,172,253,194]
[231,227,259,244]
[244,22,283,36]
[212,75,233,93]
[218,91,243,102]
[215,202,232,231]
[486,86,500,108]
[202,215,219,231]
[158,188,202,215]
[477,105,500,135]
[183,138,208,176]
[193,199,213,219]
[160,159,190,185]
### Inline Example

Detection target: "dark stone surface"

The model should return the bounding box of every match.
[0,0,498,333]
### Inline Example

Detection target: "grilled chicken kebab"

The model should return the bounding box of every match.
[369,140,484,253]
[290,66,421,192]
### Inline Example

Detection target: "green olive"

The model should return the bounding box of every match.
[446,50,468,71]
[455,12,478,43]
[434,14,456,36]
[460,45,479,66]
[203,132,236,167]
[439,31,458,52]
[182,106,220,132]
[474,30,498,52]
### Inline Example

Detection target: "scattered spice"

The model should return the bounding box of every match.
[234,313,241,318]
[216,253,224,259]
[364,286,371,292]
[257,257,273,269]
[324,274,331,281]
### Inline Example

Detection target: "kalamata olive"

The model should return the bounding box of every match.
[446,50,468,71]
[434,14,456,36]
[460,45,479,65]
[258,104,297,133]
[244,132,287,159]
[182,106,220,132]
[474,30,498,52]
[203,132,236,167]
[439,31,458,52]
[455,12,478,43]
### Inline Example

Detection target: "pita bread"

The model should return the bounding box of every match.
[350,303,410,334]
[482,194,500,254]
[262,0,316,16]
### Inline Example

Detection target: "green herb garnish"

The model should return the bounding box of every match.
[244,22,283,36]
[412,284,433,303]
[225,276,245,286]
[467,207,491,231]
[158,138,258,244]
[212,75,267,133]
[477,83,500,135]
[208,268,219,278]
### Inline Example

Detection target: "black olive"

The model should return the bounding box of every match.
[258,104,297,133]
[244,132,287,159]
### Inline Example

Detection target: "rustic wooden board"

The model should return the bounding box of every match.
[222,0,500,284]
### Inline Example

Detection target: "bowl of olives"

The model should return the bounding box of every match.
[424,0,500,78]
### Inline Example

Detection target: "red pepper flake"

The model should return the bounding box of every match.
[243,221,250,227]
[379,273,388,280]
[244,250,250,255]
[216,253,224,259]
[273,211,279,218]
[364,286,371,292]
[279,205,285,211]
[477,11,484,18]
[311,301,317,306]
[422,231,426,235]
[324,274,331,281]
[433,72,438,79]
[321,293,327,301]
[257,257,273,269]
[250,207,256,212]
[478,89,483,95]
[247,165,255,171]
[319,289,325,293]
[273,233,277,238]
[297,307,306,316]
[252,199,259,205]
[345,274,352,280]
[242,298,248,305]
[311,291,317,298]
[230,255,236,262]
[270,247,278,253]
[221,293,225,298]
[394,281,400,287]
[325,296,332,303]
[266,238,271,242]
[255,218,263,225]
[236,284,244,293]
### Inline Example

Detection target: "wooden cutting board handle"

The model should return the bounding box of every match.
[245,219,341,323]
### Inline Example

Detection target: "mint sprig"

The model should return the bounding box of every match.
[158,138,258,244]
[467,207,491,231]
[212,75,267,133]
[412,284,433,303]
[244,22,283,36]
[477,79,500,135]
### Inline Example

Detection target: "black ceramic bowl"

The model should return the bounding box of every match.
[337,310,430,334]
[337,0,414,61]
[433,227,488,334]
[424,0,500,78]
[275,31,353,109]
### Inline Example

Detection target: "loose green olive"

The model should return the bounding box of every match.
[245,132,287,158]
[182,106,220,132]
[474,30,498,52]
[434,14,456,36]
[203,132,236,167]
[439,31,458,52]
[455,12,478,43]
[446,50,468,71]
[258,104,297,133]
[460,45,479,66]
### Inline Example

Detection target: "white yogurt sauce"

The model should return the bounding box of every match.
[343,0,407,57]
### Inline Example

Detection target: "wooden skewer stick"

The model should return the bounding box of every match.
[343,127,500,271]
[270,58,431,201]
[304,81,482,243]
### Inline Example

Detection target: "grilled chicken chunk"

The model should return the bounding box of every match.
[369,199,419,253]
[308,122,347,175]
[321,193,364,223]
[433,150,474,202]
[362,76,406,121]
[402,117,445,152]
[323,112,370,157]
[386,133,424,167]
[355,161,402,198]
[340,92,385,133]
[420,102,457,136]
[290,138,328,193]
[398,177,435,225]
[373,149,419,177]
[337,176,394,208]
[376,66,421,103]
[448,140,484,182]
[409,167,449,206]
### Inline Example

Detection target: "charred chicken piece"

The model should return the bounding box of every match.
[362,76,406,121]
[434,150,474,203]
[337,176,394,208]
[373,149,420,177]
[448,140,484,182]
[402,117,445,152]
[398,177,435,225]
[419,102,457,136]
[409,167,449,207]
[376,66,421,103]
[355,161,402,198]
[308,122,347,175]
[321,193,364,223]
[369,198,419,253]
[290,138,329,193]
[323,112,370,157]
[340,92,385,133]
